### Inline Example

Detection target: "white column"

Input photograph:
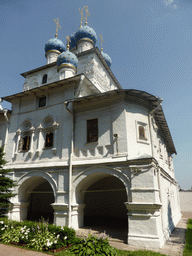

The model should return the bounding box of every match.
[14,129,21,157]
[36,125,42,156]
[29,127,35,157]
[52,123,59,154]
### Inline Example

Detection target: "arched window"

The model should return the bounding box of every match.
[16,119,35,156]
[45,132,53,148]
[139,126,145,140]
[42,74,47,84]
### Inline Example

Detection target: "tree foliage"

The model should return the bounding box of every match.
[0,146,17,217]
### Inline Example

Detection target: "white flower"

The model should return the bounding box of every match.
[1,227,5,230]
[46,239,52,247]
[57,234,60,239]
[64,236,67,240]
[0,221,4,224]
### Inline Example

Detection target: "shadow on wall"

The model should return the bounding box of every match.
[168,197,174,232]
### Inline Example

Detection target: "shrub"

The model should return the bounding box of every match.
[0,147,17,217]
[70,234,117,256]
[0,218,77,251]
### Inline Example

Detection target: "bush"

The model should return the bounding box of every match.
[70,234,117,256]
[0,146,17,217]
[0,218,76,251]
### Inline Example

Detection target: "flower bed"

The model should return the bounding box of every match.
[0,218,77,252]
[0,218,117,255]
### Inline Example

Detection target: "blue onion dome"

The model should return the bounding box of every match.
[75,25,97,45]
[57,50,78,71]
[45,38,66,55]
[101,49,112,67]
[69,33,77,51]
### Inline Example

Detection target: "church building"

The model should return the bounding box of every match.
[0,7,181,249]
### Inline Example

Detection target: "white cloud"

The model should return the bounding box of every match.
[164,0,178,9]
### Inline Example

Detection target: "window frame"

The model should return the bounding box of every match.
[42,74,48,84]
[87,118,98,143]
[44,131,54,149]
[136,121,149,144]
[38,96,47,108]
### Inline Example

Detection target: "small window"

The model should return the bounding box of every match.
[39,97,46,108]
[19,135,31,151]
[139,126,146,140]
[45,132,53,148]
[87,119,98,143]
[42,74,47,84]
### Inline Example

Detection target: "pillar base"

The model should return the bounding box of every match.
[51,203,69,226]
[71,204,85,229]
[8,202,29,222]
[125,202,164,248]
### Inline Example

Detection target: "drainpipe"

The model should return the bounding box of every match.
[64,101,74,228]
[0,98,9,152]
[148,97,164,235]
[3,109,9,152]
[148,97,163,158]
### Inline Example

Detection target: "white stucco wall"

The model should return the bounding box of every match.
[0,114,7,147]
[179,191,192,212]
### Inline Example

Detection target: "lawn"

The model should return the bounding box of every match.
[183,218,192,256]
[55,248,167,256]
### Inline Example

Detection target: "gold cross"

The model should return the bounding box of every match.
[54,18,61,38]
[79,8,84,27]
[84,6,90,25]
[66,35,71,50]
[99,34,104,50]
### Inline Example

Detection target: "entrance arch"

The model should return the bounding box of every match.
[18,172,56,223]
[73,166,130,231]
[84,175,127,227]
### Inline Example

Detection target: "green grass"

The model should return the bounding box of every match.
[55,248,167,256]
[183,219,192,256]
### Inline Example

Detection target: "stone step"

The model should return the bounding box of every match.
[76,227,127,243]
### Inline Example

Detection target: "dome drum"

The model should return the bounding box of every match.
[58,65,76,80]
[76,38,95,53]
[57,63,77,72]
[45,50,62,64]
[45,38,65,64]
[75,25,97,53]
[57,50,78,80]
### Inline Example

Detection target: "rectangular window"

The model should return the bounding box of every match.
[19,135,31,151]
[87,118,98,143]
[45,132,53,148]
[39,97,46,108]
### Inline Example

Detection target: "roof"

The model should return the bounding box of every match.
[2,74,100,102]
[67,89,177,155]
[77,47,122,89]
[21,62,56,78]
[20,47,122,90]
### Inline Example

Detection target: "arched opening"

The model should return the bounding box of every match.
[84,175,127,228]
[19,176,54,223]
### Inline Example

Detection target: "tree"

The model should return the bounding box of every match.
[0,146,17,217]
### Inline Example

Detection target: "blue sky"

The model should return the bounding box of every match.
[0,0,192,189]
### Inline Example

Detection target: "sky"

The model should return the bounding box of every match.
[0,0,192,189]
